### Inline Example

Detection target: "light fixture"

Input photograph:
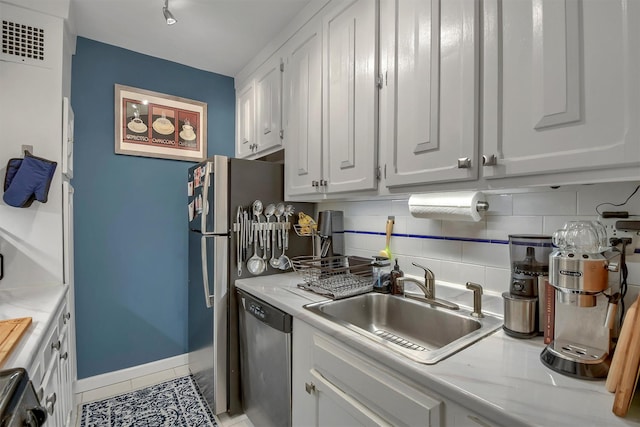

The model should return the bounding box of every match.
[163,0,177,25]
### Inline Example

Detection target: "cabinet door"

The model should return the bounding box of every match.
[236,82,255,158]
[255,56,283,154]
[284,17,323,197]
[381,0,479,187]
[482,0,640,178]
[322,0,378,194]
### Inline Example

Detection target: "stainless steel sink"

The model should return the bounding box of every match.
[304,293,502,364]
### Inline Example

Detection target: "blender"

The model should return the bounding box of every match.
[540,220,621,379]
[502,235,553,338]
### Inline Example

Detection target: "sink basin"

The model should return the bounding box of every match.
[304,293,502,364]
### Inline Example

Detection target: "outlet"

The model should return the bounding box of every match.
[599,215,640,255]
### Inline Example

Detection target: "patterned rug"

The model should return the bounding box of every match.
[80,375,217,427]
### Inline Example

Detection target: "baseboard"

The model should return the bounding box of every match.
[74,353,189,393]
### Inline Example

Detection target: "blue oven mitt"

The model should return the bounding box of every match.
[3,152,57,208]
[3,158,23,191]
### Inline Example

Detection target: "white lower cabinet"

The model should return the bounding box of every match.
[294,320,442,426]
[293,319,503,427]
[30,290,75,427]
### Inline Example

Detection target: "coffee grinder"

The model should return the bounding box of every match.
[540,221,621,379]
[502,235,553,338]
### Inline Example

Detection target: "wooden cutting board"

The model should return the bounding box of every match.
[613,295,640,417]
[0,317,32,367]
[607,300,638,392]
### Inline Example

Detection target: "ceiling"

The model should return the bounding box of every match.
[70,0,313,77]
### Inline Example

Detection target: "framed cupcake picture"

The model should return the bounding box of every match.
[115,84,207,162]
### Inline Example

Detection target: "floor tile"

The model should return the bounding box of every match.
[130,368,177,390]
[174,364,191,377]
[81,380,132,403]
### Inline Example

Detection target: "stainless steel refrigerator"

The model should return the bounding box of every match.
[187,155,310,416]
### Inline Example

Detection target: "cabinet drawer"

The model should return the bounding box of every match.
[312,334,442,426]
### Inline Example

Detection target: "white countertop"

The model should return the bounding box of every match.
[0,284,67,371]
[236,272,640,427]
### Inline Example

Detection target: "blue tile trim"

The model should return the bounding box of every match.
[344,230,640,253]
[343,230,509,245]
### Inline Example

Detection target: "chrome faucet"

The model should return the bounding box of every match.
[396,263,459,310]
[466,282,484,318]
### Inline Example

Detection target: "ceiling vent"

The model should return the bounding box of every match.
[1,17,49,68]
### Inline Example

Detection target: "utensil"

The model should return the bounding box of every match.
[247,218,266,275]
[264,204,275,262]
[236,206,242,276]
[275,203,285,249]
[379,216,394,259]
[243,210,249,261]
[283,204,295,250]
[253,200,264,251]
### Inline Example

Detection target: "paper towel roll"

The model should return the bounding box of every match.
[408,192,488,222]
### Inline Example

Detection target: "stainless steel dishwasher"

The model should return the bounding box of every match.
[237,289,292,427]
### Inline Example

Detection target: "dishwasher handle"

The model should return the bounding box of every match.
[238,289,292,333]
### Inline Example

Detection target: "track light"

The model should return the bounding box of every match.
[163,0,177,25]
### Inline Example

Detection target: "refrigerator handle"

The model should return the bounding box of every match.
[201,235,214,308]
[201,162,212,234]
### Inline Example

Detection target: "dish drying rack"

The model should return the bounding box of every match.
[292,255,373,299]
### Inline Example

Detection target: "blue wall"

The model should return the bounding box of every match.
[71,37,235,379]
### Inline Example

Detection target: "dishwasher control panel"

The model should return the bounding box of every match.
[249,302,266,320]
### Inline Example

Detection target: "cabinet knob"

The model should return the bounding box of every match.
[60,351,68,361]
[320,179,327,187]
[51,340,61,351]
[305,382,316,394]
[45,393,57,415]
[311,180,319,187]
[457,157,472,169]
[482,154,498,166]
[63,312,71,323]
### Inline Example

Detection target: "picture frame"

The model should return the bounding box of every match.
[115,84,207,162]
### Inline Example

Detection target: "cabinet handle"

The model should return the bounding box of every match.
[482,154,498,166]
[51,340,61,351]
[60,351,68,361]
[63,312,71,323]
[45,393,57,415]
[305,382,316,394]
[457,157,472,169]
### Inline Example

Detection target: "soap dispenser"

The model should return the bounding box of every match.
[390,259,404,295]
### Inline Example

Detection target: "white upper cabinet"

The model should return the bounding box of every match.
[322,0,378,194]
[236,54,284,159]
[283,16,323,197]
[381,0,479,188]
[481,0,640,179]
[235,81,255,158]
[255,55,284,154]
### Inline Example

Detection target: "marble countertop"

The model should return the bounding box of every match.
[0,284,67,371]
[236,272,640,427]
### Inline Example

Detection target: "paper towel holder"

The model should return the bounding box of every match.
[476,201,489,212]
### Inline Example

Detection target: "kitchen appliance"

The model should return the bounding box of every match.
[0,368,47,426]
[237,289,292,427]
[502,235,553,338]
[540,220,621,379]
[316,210,344,257]
[187,156,311,416]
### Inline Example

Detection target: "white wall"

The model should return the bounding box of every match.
[0,2,67,287]
[318,182,640,300]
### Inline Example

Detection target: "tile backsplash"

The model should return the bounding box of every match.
[318,182,640,299]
